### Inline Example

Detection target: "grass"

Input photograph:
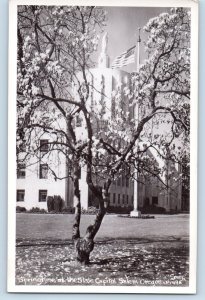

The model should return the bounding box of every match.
[16,239,189,286]
[16,213,189,287]
[16,213,189,241]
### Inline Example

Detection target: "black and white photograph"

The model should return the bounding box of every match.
[7,0,198,294]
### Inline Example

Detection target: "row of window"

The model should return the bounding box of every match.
[17,164,131,191]
[17,164,48,179]
[114,176,130,188]
[17,189,47,202]
[111,193,132,205]
[18,139,49,153]
[16,190,132,205]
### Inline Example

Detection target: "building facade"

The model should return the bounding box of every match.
[16,34,185,213]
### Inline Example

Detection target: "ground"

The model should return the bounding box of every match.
[16,214,189,286]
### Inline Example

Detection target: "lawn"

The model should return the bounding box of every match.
[16,213,189,241]
[16,213,189,287]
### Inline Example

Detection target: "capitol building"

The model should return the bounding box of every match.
[16,33,185,214]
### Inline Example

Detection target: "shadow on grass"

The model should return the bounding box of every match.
[15,238,189,286]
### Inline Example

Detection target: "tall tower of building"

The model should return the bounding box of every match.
[69,33,135,210]
[98,32,110,68]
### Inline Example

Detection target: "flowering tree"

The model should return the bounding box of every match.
[17,6,190,264]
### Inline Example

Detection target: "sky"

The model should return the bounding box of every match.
[95,6,170,72]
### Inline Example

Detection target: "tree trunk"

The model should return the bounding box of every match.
[73,205,106,264]
[72,162,81,240]
[73,186,109,264]
[74,237,94,265]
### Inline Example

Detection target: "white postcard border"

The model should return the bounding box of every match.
[7,0,198,294]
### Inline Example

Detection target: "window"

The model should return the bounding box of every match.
[17,190,25,202]
[40,164,48,179]
[40,139,49,152]
[39,190,47,202]
[152,196,158,205]
[117,177,121,186]
[122,175,125,187]
[126,177,129,188]
[122,194,125,205]
[118,194,121,204]
[113,193,116,204]
[17,164,26,179]
[76,115,82,127]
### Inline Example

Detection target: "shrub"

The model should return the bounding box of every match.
[46,195,65,213]
[61,207,75,214]
[16,206,27,213]
[107,206,133,214]
[47,196,54,212]
[81,206,99,215]
[28,207,47,214]
[53,195,63,212]
[140,205,166,214]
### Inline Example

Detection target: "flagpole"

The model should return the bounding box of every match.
[130,27,141,217]
[137,28,141,72]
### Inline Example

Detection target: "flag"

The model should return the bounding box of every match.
[111,46,135,69]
